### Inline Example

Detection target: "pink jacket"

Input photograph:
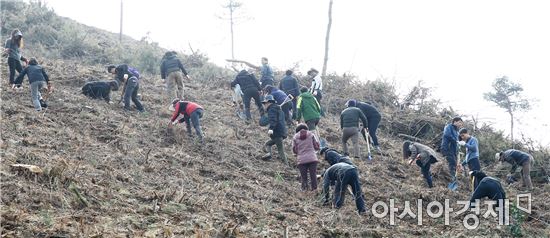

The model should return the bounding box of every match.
[292,129,320,165]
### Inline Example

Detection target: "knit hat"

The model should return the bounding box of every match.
[346,99,357,107]
[262,95,275,103]
[295,123,309,133]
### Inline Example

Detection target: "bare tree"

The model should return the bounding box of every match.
[222,0,242,59]
[321,0,333,77]
[119,0,123,42]
[484,76,531,145]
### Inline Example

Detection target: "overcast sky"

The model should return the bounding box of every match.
[45,0,550,146]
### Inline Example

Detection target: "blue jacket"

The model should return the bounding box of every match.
[270,89,287,105]
[463,136,479,163]
[266,103,287,139]
[440,124,459,157]
[279,75,300,97]
[15,63,49,85]
[260,64,274,87]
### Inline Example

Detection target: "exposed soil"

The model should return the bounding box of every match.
[1,60,549,237]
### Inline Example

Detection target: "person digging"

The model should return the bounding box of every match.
[168,99,205,144]
[260,95,288,165]
[403,141,438,188]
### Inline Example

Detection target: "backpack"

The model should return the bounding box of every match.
[128,67,140,79]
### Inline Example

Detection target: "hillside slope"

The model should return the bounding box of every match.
[1,2,549,237]
[1,59,549,237]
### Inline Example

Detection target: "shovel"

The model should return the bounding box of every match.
[447,148,462,191]
[360,128,373,160]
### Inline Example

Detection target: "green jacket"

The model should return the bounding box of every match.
[340,107,367,129]
[296,92,321,122]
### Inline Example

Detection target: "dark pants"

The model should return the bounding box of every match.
[467,157,482,190]
[446,153,457,180]
[298,161,318,191]
[367,115,381,146]
[334,168,366,213]
[416,156,437,188]
[315,90,324,116]
[186,108,204,140]
[243,89,264,120]
[281,103,292,123]
[306,118,320,131]
[467,157,481,171]
[123,78,144,111]
[314,90,322,103]
[8,57,23,85]
[265,136,287,163]
[291,97,298,119]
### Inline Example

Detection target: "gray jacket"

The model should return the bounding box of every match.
[409,142,438,166]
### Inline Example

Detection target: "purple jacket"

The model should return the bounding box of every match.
[292,129,320,165]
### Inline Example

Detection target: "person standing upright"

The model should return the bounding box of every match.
[279,70,300,119]
[340,100,368,158]
[260,95,288,165]
[295,87,322,139]
[307,68,323,104]
[440,117,463,184]
[160,51,189,100]
[231,69,264,122]
[259,57,274,88]
[4,29,28,88]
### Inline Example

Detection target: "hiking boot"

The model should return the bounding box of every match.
[260,153,272,160]
[39,99,48,108]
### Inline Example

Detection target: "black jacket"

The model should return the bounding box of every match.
[231,70,261,92]
[114,64,138,82]
[356,101,381,119]
[470,177,506,205]
[322,162,358,202]
[82,81,118,102]
[160,55,187,79]
[266,103,287,139]
[325,149,354,165]
[340,107,368,129]
[279,75,300,97]
[15,64,49,85]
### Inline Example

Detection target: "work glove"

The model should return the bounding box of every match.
[458,141,466,146]
[123,74,129,80]
[268,129,274,135]
[506,175,517,184]
[171,120,178,125]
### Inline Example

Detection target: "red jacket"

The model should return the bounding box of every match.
[171,101,203,122]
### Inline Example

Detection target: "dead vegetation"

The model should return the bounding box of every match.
[1,58,548,237]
